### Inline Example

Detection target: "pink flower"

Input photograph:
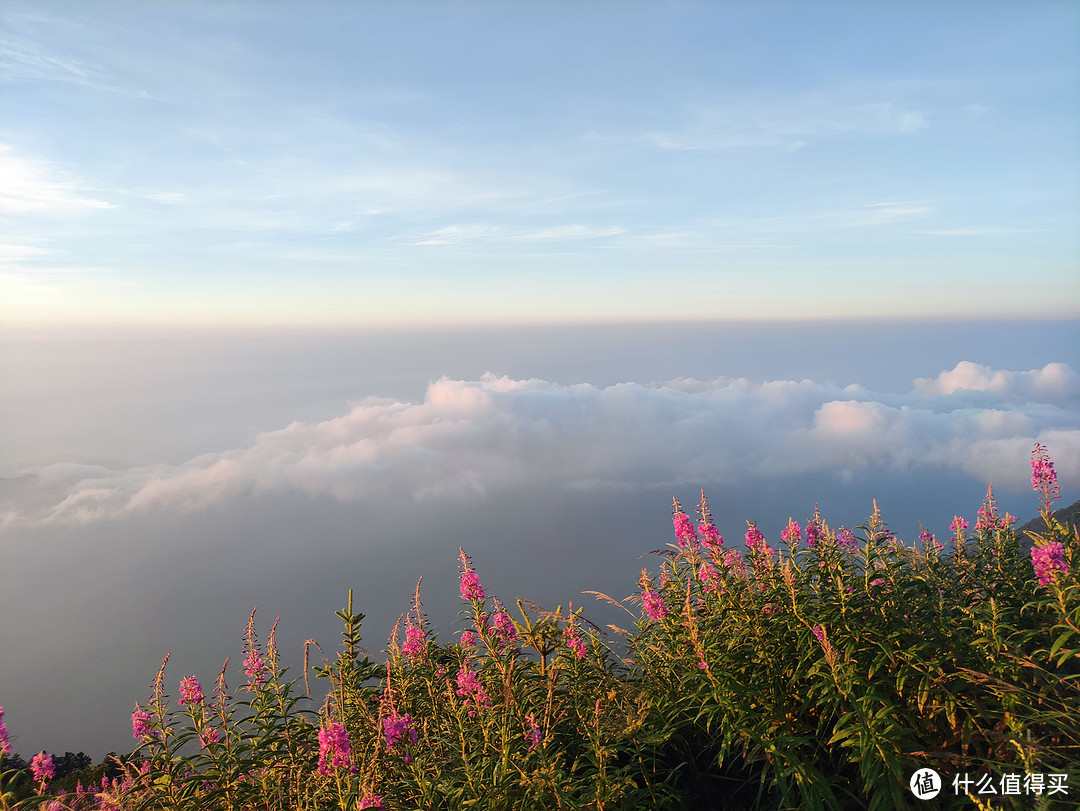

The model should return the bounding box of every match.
[919,529,942,553]
[698,660,708,671]
[459,548,485,602]
[672,501,699,548]
[698,562,719,592]
[131,705,154,741]
[0,704,10,756]
[460,630,477,649]
[199,727,220,749]
[641,579,669,621]
[402,625,427,662]
[1032,542,1068,586]
[1031,443,1061,510]
[359,793,385,809]
[31,751,55,783]
[949,516,968,536]
[243,611,268,688]
[563,623,587,659]
[490,604,518,649]
[317,721,354,775]
[525,713,542,751]
[722,548,747,576]
[383,711,418,750]
[780,519,802,546]
[455,666,491,716]
[836,527,858,553]
[745,522,774,560]
[179,676,203,707]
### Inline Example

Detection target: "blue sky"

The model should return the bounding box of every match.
[2,1,1078,326]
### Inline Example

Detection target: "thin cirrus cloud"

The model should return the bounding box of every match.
[0,146,115,214]
[3,361,1076,529]
[624,92,929,152]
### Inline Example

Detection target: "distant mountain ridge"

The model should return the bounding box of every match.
[1018,497,1080,536]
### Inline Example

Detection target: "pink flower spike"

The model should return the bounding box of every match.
[0,704,10,755]
[781,519,802,546]
[458,547,485,602]
[1031,443,1061,512]
[131,705,154,741]
[317,721,355,775]
[179,676,203,707]
[31,751,55,783]
[672,499,699,547]
[1032,542,1068,586]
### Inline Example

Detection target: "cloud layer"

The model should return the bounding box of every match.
[3,361,1077,528]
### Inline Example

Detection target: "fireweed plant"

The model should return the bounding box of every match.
[2,444,1076,810]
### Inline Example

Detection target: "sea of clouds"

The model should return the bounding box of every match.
[3,360,1077,529]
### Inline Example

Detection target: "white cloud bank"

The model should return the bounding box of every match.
[3,362,1077,527]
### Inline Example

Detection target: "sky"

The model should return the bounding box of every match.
[1,1,1078,326]
[1,0,1079,762]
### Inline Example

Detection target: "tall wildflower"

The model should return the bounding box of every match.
[696,490,723,548]
[489,600,519,649]
[178,676,203,707]
[563,612,588,659]
[525,713,542,750]
[455,665,491,717]
[0,704,10,756]
[672,498,699,548]
[745,521,775,563]
[316,721,354,775]
[242,609,268,688]
[459,547,485,602]
[132,705,154,741]
[383,711,418,750]
[1031,442,1060,513]
[639,569,670,621]
[975,484,1003,533]
[31,751,56,784]
[836,527,858,553]
[1032,542,1068,586]
[780,518,802,546]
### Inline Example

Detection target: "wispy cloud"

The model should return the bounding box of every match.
[402,224,627,247]
[611,89,930,152]
[4,362,1076,528]
[0,145,116,214]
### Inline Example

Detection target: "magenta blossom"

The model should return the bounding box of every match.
[563,623,587,659]
[459,629,477,649]
[836,527,858,553]
[199,727,220,749]
[31,751,55,783]
[489,604,519,648]
[780,519,802,546]
[698,562,719,592]
[672,502,699,548]
[1032,542,1068,586]
[458,547,485,602]
[131,705,154,741]
[402,624,426,662]
[1031,443,1060,510]
[179,676,203,707]
[0,704,10,756]
[359,794,385,810]
[317,722,354,775]
[383,711,418,750]
[745,522,775,562]
[525,713,542,751]
[455,666,491,716]
[949,516,968,536]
